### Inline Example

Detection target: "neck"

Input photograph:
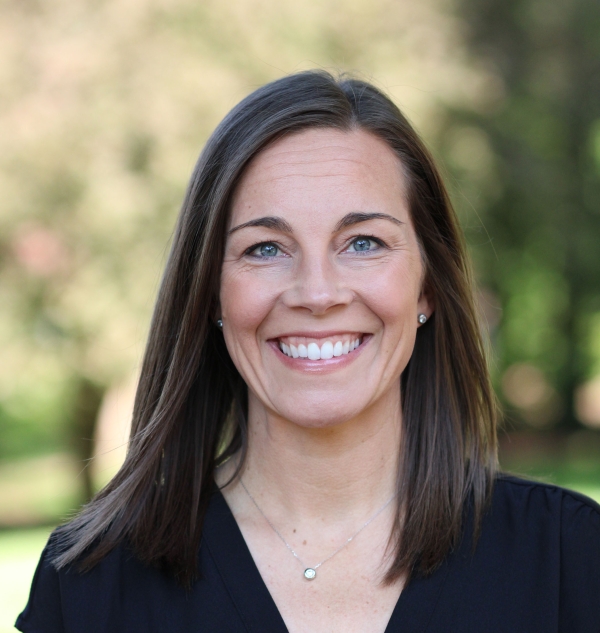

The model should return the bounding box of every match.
[239,388,401,524]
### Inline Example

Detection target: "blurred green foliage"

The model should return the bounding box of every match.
[0,381,69,459]
[442,0,600,429]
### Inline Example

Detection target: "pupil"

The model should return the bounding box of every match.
[260,244,277,257]
[355,238,369,251]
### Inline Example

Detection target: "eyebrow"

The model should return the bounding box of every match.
[228,212,404,236]
[228,216,293,235]
[334,212,404,231]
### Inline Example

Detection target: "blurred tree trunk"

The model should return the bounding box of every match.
[69,376,105,503]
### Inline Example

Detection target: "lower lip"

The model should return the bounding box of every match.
[268,336,371,373]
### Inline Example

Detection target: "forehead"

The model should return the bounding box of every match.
[228,128,409,228]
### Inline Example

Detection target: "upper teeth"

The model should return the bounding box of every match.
[279,336,362,360]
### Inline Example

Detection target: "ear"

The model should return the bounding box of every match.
[417,280,435,324]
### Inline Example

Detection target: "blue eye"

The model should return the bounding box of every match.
[259,243,279,257]
[348,236,378,252]
[248,242,280,257]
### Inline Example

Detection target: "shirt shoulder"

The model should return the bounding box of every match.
[492,474,600,631]
[495,472,600,505]
[493,472,600,527]
[16,495,254,633]
[418,474,600,632]
[15,533,66,633]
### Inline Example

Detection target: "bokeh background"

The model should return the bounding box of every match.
[1,0,600,629]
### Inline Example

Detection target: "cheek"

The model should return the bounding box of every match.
[357,261,423,326]
[219,270,278,335]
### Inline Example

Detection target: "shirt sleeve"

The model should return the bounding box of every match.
[15,543,65,633]
[559,491,600,633]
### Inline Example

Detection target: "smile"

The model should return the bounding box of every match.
[277,333,364,360]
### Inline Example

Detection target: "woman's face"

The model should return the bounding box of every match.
[220,128,432,429]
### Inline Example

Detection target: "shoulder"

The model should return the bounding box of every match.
[487,473,600,550]
[17,526,179,633]
[469,473,600,577]
[16,530,132,633]
[493,472,600,509]
[436,474,600,630]
[486,474,600,627]
[16,491,248,633]
[15,529,90,633]
[16,537,62,632]
[491,473,600,530]
[491,474,600,631]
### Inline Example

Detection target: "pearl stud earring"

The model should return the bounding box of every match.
[216,319,223,329]
[418,314,427,324]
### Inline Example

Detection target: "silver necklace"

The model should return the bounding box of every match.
[240,478,396,580]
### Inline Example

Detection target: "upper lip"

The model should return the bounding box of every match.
[268,330,366,340]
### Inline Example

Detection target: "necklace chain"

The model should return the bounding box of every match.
[239,478,396,580]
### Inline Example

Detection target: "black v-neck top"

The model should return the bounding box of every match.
[16,475,600,633]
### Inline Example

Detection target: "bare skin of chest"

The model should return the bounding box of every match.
[221,482,405,633]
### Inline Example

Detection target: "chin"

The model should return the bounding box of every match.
[273,396,374,430]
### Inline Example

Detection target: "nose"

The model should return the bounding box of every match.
[283,256,353,315]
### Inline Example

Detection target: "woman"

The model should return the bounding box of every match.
[17,71,600,632]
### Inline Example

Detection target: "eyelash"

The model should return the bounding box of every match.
[243,235,387,258]
[345,234,386,253]
[244,242,283,258]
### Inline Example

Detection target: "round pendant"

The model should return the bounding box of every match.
[304,568,316,580]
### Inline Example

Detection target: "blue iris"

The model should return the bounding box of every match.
[353,238,371,252]
[259,243,278,257]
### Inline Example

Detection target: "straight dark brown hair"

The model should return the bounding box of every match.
[53,70,497,587]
